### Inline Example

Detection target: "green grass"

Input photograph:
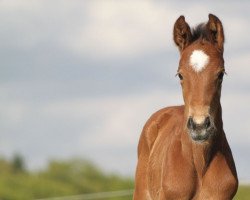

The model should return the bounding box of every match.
[234,185,250,200]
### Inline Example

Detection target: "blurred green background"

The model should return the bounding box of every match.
[0,154,248,200]
[0,155,133,200]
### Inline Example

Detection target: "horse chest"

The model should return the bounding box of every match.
[147,135,197,200]
[161,159,197,200]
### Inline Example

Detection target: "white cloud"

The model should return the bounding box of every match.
[226,52,250,78]
[0,0,42,10]
[0,102,27,123]
[224,18,250,50]
[42,90,183,147]
[65,1,175,58]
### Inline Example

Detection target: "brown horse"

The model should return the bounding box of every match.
[133,14,238,200]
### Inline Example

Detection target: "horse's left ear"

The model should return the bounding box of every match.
[206,14,224,52]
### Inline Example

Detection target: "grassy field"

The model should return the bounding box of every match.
[234,185,250,200]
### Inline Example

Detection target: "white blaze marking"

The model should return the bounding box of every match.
[189,50,209,72]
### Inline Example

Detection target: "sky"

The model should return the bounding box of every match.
[0,1,249,182]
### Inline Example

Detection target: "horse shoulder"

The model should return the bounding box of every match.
[138,106,184,156]
[134,107,177,200]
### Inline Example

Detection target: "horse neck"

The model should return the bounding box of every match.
[184,102,223,178]
[191,141,215,179]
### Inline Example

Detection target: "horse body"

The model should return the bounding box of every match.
[134,14,238,200]
[135,106,237,200]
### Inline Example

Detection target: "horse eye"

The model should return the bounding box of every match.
[178,73,183,80]
[218,72,224,81]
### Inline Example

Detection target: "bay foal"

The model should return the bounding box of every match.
[133,14,238,200]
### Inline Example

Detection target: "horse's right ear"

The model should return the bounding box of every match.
[173,16,192,52]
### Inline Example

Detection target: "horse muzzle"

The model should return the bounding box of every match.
[187,116,215,143]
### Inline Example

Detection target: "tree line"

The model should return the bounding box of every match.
[0,154,134,200]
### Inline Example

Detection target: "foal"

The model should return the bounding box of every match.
[133,14,238,200]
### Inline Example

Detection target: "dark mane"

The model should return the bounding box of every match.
[191,23,210,42]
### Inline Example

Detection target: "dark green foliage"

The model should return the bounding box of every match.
[11,154,26,173]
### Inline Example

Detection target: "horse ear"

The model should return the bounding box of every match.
[173,15,192,52]
[206,14,224,52]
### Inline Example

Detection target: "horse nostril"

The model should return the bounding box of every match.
[204,117,211,129]
[187,117,196,130]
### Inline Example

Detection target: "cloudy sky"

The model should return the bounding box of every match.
[0,1,249,181]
